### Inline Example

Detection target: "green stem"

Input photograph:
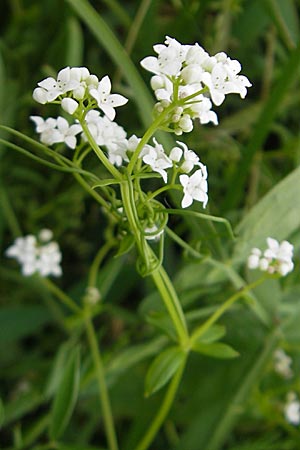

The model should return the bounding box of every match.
[147,184,181,201]
[120,180,188,345]
[134,360,186,450]
[80,120,122,181]
[151,266,189,346]
[41,278,81,314]
[127,103,175,174]
[84,312,119,450]
[191,276,267,345]
[88,241,114,288]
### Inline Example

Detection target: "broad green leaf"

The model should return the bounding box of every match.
[0,306,50,343]
[145,346,185,396]
[192,341,239,359]
[49,346,80,440]
[193,324,226,344]
[233,164,300,263]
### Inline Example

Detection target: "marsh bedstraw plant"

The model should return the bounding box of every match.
[5,37,294,450]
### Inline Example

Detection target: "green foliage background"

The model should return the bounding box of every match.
[1,0,300,449]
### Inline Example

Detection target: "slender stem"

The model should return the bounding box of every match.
[88,241,114,288]
[134,360,186,450]
[84,312,119,450]
[147,184,181,201]
[120,179,188,345]
[151,265,189,346]
[80,120,122,181]
[41,278,81,314]
[127,104,175,174]
[191,276,267,345]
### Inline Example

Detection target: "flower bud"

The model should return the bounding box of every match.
[61,98,79,115]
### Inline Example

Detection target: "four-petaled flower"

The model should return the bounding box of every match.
[179,164,208,208]
[89,76,128,121]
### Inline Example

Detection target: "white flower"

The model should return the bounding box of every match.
[284,392,300,425]
[179,164,208,208]
[177,141,201,173]
[89,75,128,120]
[247,238,294,276]
[273,349,293,379]
[84,111,128,166]
[33,67,80,104]
[54,117,82,149]
[30,116,63,146]
[5,231,62,277]
[141,138,172,183]
[37,242,62,277]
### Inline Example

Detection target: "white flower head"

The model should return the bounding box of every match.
[247,238,294,276]
[179,164,208,208]
[89,75,128,121]
[284,392,300,426]
[6,231,62,277]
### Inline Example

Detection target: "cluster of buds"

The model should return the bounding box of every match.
[6,229,62,277]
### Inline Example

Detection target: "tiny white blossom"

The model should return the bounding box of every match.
[141,138,172,183]
[89,75,128,121]
[284,392,300,425]
[273,349,293,379]
[55,117,82,149]
[179,164,208,208]
[177,141,200,173]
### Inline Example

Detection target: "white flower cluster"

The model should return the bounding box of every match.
[284,392,300,426]
[33,67,128,120]
[247,237,294,276]
[6,229,62,277]
[141,36,251,134]
[273,349,293,379]
[31,67,128,154]
[127,136,208,208]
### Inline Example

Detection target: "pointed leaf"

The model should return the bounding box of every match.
[145,346,185,396]
[192,342,239,359]
[194,324,226,344]
[49,346,80,440]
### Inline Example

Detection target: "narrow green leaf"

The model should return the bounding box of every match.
[192,341,239,359]
[193,324,226,344]
[224,41,300,210]
[49,346,80,440]
[145,346,185,396]
[66,16,84,66]
[114,234,135,257]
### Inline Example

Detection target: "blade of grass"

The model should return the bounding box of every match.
[205,329,279,450]
[65,16,84,66]
[65,0,154,127]
[223,41,300,211]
